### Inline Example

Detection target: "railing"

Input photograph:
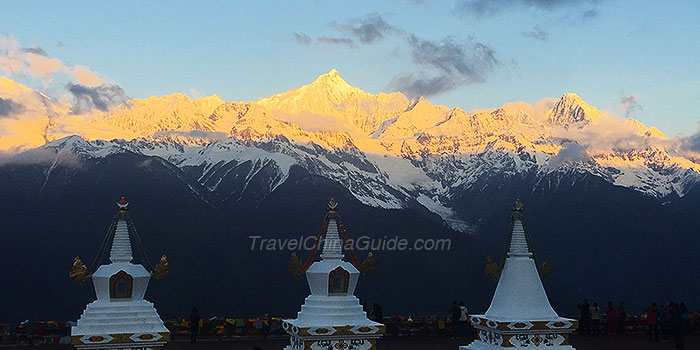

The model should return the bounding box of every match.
[1,321,70,345]
[2,313,698,345]
[164,317,286,339]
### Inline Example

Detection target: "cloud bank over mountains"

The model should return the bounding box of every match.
[0,68,693,166]
[66,83,129,113]
[0,36,104,87]
[0,97,24,117]
[0,69,685,156]
[0,35,127,116]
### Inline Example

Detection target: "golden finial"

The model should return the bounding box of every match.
[69,256,91,286]
[288,252,304,279]
[328,198,338,211]
[150,255,171,281]
[361,252,376,277]
[512,199,525,217]
[540,256,553,279]
[513,199,524,211]
[484,256,501,282]
[117,196,129,212]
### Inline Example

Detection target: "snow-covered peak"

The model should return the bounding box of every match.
[623,118,667,139]
[40,135,124,159]
[88,93,225,136]
[256,69,410,132]
[645,126,666,138]
[546,93,602,127]
[312,68,351,89]
[0,76,34,95]
[258,69,362,107]
[44,134,89,149]
[374,98,456,139]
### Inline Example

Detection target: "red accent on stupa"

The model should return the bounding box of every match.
[119,198,128,205]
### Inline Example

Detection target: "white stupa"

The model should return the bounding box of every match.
[71,198,170,349]
[283,199,384,350]
[461,200,577,350]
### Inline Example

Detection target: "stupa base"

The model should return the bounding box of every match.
[71,331,169,350]
[461,339,575,350]
[71,299,170,350]
[283,336,380,350]
[282,319,384,350]
[459,327,576,350]
[73,339,167,350]
[463,315,576,349]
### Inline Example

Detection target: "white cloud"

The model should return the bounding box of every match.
[619,93,641,118]
[0,36,69,85]
[0,35,107,88]
[73,65,104,87]
[24,52,68,84]
[547,141,590,168]
[189,88,202,98]
[551,113,671,155]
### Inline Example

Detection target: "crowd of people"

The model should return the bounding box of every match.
[577,299,695,349]
[182,307,275,343]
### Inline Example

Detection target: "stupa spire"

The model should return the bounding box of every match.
[283,198,384,350]
[109,197,133,263]
[461,199,576,350]
[288,198,376,279]
[71,197,170,349]
[507,199,533,258]
[320,198,344,260]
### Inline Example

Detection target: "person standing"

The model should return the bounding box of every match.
[661,303,672,342]
[459,301,469,337]
[449,301,461,339]
[618,302,626,335]
[261,313,271,339]
[679,303,689,323]
[590,302,601,335]
[648,303,659,342]
[605,301,617,335]
[577,299,591,336]
[189,307,201,343]
[671,302,686,350]
[372,302,384,323]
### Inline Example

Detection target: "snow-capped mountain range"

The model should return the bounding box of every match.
[2,69,698,231]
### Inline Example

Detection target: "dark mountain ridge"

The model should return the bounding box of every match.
[1,147,699,323]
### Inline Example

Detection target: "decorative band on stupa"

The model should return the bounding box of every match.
[460,199,577,350]
[283,198,384,350]
[69,197,171,350]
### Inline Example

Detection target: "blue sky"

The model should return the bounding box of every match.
[1,0,699,136]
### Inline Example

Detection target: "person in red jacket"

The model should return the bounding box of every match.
[648,303,659,342]
[605,301,617,335]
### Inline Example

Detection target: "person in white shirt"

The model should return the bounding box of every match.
[459,301,469,337]
[590,302,601,335]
